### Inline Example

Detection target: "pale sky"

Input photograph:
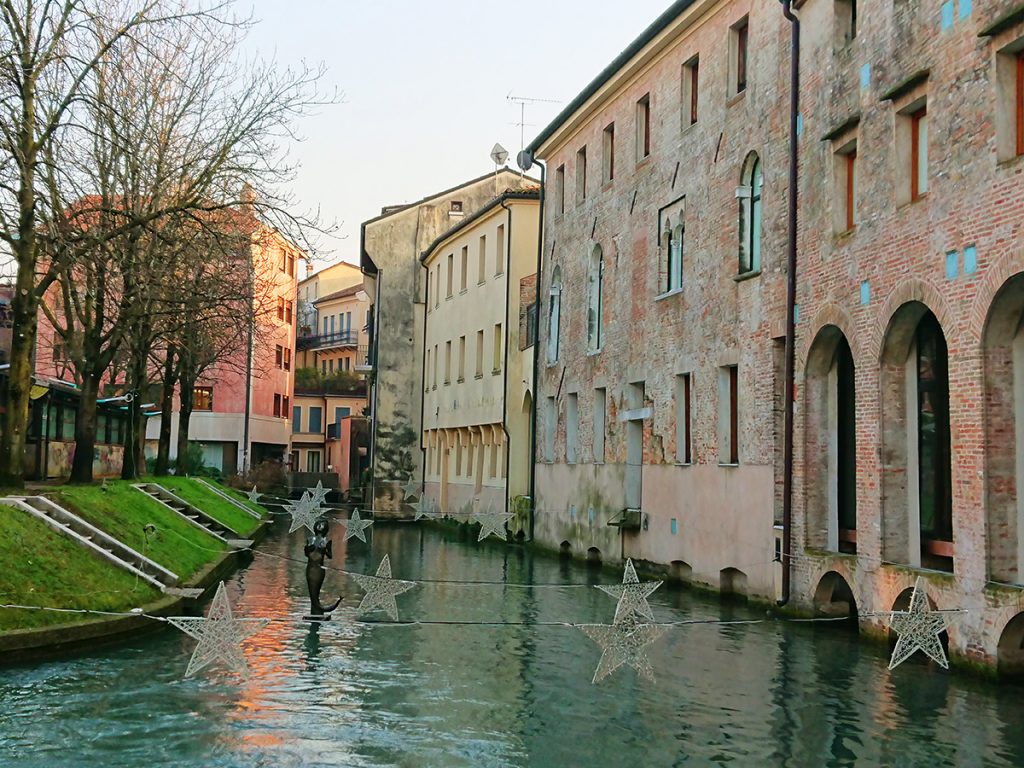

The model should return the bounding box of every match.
[241,0,672,270]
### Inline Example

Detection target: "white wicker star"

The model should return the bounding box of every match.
[473,505,514,542]
[597,559,663,624]
[578,615,665,684]
[246,485,262,504]
[166,582,270,678]
[341,508,374,542]
[350,554,416,621]
[307,480,330,507]
[410,496,436,521]
[882,577,960,670]
[287,491,323,534]
[400,477,420,501]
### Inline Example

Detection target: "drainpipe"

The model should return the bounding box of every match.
[779,0,800,607]
[499,197,514,520]
[521,157,545,542]
[418,260,429,500]
[242,257,255,474]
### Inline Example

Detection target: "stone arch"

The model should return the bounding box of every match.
[812,571,858,619]
[800,303,863,371]
[586,546,602,564]
[559,540,572,557]
[720,567,748,597]
[804,325,858,553]
[997,613,1024,679]
[867,278,956,362]
[888,584,949,662]
[982,272,1024,583]
[968,249,1024,342]
[669,560,692,583]
[879,300,954,571]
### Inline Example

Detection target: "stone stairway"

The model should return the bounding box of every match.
[0,495,185,593]
[195,478,262,519]
[133,483,253,549]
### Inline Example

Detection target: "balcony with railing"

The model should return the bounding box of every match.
[296,329,360,353]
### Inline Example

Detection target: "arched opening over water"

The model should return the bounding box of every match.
[559,540,572,558]
[586,546,602,565]
[997,613,1024,679]
[669,560,692,583]
[889,584,949,662]
[812,571,858,622]
[720,567,748,598]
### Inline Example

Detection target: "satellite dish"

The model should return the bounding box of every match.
[516,150,534,172]
[490,143,509,166]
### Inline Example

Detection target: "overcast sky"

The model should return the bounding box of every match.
[241,0,671,269]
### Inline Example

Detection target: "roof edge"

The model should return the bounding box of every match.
[419,190,540,265]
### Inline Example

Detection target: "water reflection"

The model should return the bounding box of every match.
[3,520,1024,766]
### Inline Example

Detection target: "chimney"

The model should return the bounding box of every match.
[240,183,257,207]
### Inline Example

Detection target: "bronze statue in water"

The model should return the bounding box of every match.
[304,518,342,617]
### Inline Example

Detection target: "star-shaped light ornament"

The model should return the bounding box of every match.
[578,615,666,684]
[400,477,420,501]
[411,496,436,521]
[287,491,323,534]
[473,505,514,542]
[883,577,960,670]
[350,554,416,621]
[166,582,270,678]
[597,558,663,624]
[246,485,262,504]
[307,480,330,507]
[341,508,374,542]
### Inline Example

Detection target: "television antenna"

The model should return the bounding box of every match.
[507,92,561,154]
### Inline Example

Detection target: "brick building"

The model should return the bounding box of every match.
[525,0,1024,673]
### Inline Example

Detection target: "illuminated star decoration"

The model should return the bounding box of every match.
[307,480,330,507]
[341,508,374,542]
[166,582,270,678]
[577,616,666,684]
[287,491,322,534]
[473,505,514,542]
[883,577,960,670]
[400,477,420,501]
[597,558,663,624]
[410,496,436,521]
[350,554,416,621]
[246,485,262,504]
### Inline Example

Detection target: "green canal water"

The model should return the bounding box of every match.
[2,520,1024,767]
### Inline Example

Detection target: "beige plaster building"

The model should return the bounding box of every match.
[296,284,371,374]
[420,190,539,519]
[296,261,363,337]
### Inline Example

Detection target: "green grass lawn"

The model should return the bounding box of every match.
[142,476,263,537]
[0,506,162,631]
[209,480,268,519]
[52,481,227,580]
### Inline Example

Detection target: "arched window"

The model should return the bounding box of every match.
[915,311,952,566]
[587,245,604,352]
[669,223,684,291]
[738,153,763,274]
[546,266,561,364]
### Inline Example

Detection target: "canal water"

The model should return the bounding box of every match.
[3,519,1024,767]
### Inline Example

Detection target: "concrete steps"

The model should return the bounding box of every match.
[195,478,262,519]
[0,495,180,591]
[133,483,253,549]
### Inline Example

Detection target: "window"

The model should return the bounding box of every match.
[321,360,327,374]
[335,406,350,424]
[450,200,463,215]
[433,344,438,388]
[544,396,557,462]
[915,312,952,568]
[662,213,684,293]
[458,335,466,381]
[603,122,615,181]
[911,106,928,200]
[293,405,302,433]
[738,153,763,273]
[425,348,431,391]
[284,348,291,371]
[495,224,504,275]
[444,340,451,384]
[275,345,284,368]
[547,266,562,364]
[446,253,454,297]
[307,450,321,473]
[636,94,651,160]
[285,300,293,325]
[587,245,604,352]
[576,146,587,203]
[833,139,858,232]
[731,17,749,96]
[283,395,289,417]
[682,56,699,127]
[194,386,213,411]
[676,373,692,464]
[593,387,606,463]
[720,365,738,464]
[329,358,334,373]
[277,296,285,321]
[835,0,856,45]
[492,323,502,372]
[478,235,487,284]
[836,338,857,552]
[273,393,282,418]
[460,245,468,292]
[476,330,484,377]
[566,393,579,464]
[996,46,1024,161]
[308,405,322,433]
[435,265,441,308]
[556,164,566,214]
[1018,51,1024,156]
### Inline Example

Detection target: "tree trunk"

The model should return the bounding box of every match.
[154,346,176,475]
[120,336,150,480]
[175,379,194,475]
[0,250,39,488]
[69,374,101,483]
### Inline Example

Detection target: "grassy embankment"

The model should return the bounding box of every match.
[0,478,262,632]
[142,476,264,536]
